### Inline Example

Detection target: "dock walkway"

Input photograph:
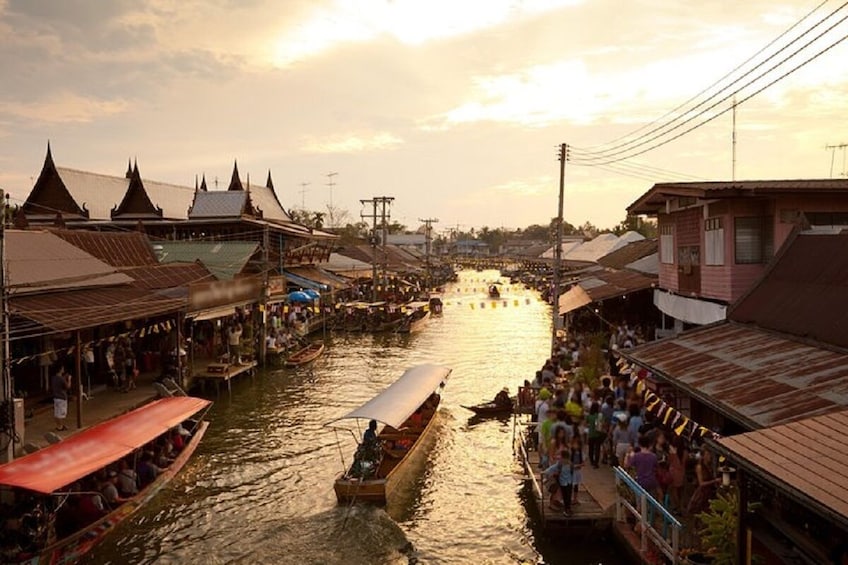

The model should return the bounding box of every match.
[192,360,257,393]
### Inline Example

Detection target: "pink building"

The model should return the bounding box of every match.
[628,179,848,329]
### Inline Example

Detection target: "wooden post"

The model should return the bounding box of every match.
[737,468,748,565]
[75,331,82,429]
[176,314,183,388]
[640,492,648,554]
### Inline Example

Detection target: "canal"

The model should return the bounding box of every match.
[85,270,624,564]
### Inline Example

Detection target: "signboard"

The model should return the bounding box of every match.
[188,277,262,312]
[268,276,286,298]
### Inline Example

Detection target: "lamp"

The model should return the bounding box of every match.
[718,465,736,487]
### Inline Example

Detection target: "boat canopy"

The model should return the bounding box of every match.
[0,396,211,494]
[403,301,429,310]
[329,364,451,430]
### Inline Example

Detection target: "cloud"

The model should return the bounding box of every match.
[300,132,403,154]
[490,176,556,197]
[1,92,129,123]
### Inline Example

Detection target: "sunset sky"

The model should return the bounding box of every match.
[1,0,847,233]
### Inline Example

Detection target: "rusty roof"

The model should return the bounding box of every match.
[6,230,133,294]
[570,268,656,302]
[122,262,215,290]
[713,409,848,531]
[50,229,158,267]
[598,239,658,270]
[11,286,184,335]
[628,178,848,215]
[623,322,848,430]
[730,231,848,349]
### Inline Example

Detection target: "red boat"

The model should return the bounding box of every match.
[0,396,211,564]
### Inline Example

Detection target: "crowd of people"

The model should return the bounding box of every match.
[526,330,717,520]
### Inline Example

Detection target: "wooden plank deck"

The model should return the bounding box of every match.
[192,360,257,393]
[516,425,615,531]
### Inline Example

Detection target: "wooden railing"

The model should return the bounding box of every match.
[614,466,683,564]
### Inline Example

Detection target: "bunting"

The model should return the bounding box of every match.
[12,319,177,365]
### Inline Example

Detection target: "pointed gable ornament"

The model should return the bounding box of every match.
[228,160,244,191]
[266,170,274,190]
[200,173,208,192]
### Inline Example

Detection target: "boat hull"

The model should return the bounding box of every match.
[284,342,325,367]
[17,421,209,565]
[462,403,513,417]
[334,410,439,505]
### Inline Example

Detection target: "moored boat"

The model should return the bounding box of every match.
[0,396,211,564]
[396,301,430,333]
[284,341,325,367]
[488,284,501,299]
[461,400,513,417]
[328,364,451,505]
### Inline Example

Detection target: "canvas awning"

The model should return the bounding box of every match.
[558,285,592,314]
[328,364,451,429]
[653,289,726,325]
[0,397,211,494]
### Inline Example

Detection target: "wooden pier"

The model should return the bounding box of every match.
[515,423,615,531]
[192,360,257,393]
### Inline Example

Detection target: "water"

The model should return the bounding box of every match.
[84,270,625,564]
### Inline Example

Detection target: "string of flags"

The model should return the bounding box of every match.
[441,298,533,309]
[618,358,721,442]
[13,319,176,365]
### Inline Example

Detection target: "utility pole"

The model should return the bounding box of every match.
[731,96,737,181]
[419,218,439,291]
[552,143,568,353]
[299,182,310,209]
[360,197,394,301]
[379,198,393,297]
[826,143,848,178]
[260,223,269,366]
[0,190,12,462]
[326,172,338,221]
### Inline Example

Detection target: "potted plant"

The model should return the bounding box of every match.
[693,488,738,564]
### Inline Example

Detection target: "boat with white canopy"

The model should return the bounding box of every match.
[328,364,451,504]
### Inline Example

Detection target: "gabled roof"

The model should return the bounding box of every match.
[154,241,260,280]
[598,238,658,270]
[6,230,132,294]
[112,164,162,219]
[122,262,216,290]
[730,230,848,349]
[561,232,645,263]
[188,191,251,218]
[50,229,159,267]
[629,178,848,215]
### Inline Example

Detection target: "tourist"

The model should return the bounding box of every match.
[536,388,552,425]
[538,409,557,469]
[565,391,583,422]
[686,448,719,516]
[543,449,574,516]
[228,322,243,364]
[547,426,569,509]
[51,365,71,431]
[117,459,139,497]
[627,403,643,442]
[100,471,128,506]
[137,451,164,489]
[569,435,585,505]
[630,436,660,498]
[586,401,606,469]
[113,341,127,390]
[667,438,688,513]
[612,415,633,466]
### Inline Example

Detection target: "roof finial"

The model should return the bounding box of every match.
[44,141,55,168]
[266,169,274,189]
[228,159,243,191]
[200,173,208,191]
[195,174,199,192]
[126,158,132,178]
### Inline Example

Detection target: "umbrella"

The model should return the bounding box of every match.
[287,291,313,303]
[303,289,321,299]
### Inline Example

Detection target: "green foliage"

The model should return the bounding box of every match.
[696,489,738,565]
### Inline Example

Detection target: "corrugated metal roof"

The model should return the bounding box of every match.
[575,268,656,302]
[188,191,248,218]
[730,231,848,349]
[154,241,259,280]
[323,253,373,273]
[122,262,215,289]
[624,322,848,430]
[628,178,848,215]
[6,230,133,294]
[286,266,350,290]
[11,286,184,333]
[715,409,848,530]
[598,239,658,269]
[247,184,291,222]
[563,232,645,263]
[50,229,158,267]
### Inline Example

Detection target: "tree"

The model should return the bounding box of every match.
[613,214,657,238]
[386,220,407,234]
[325,204,350,229]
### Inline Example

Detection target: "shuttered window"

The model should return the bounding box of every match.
[660,224,674,264]
[734,216,773,264]
[704,217,724,265]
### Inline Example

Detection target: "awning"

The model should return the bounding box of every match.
[11,286,185,335]
[654,289,726,325]
[328,364,451,429]
[189,305,236,321]
[558,285,592,314]
[286,266,350,290]
[0,397,211,494]
[284,271,327,291]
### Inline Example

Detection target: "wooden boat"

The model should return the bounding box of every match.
[329,364,451,504]
[284,341,325,366]
[488,285,501,299]
[396,301,430,333]
[0,397,211,564]
[462,400,513,417]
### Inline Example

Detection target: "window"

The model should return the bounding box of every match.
[805,212,848,227]
[660,224,674,264]
[734,216,773,264]
[704,217,724,265]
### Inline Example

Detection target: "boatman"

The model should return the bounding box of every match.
[51,365,71,431]
[493,387,512,408]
